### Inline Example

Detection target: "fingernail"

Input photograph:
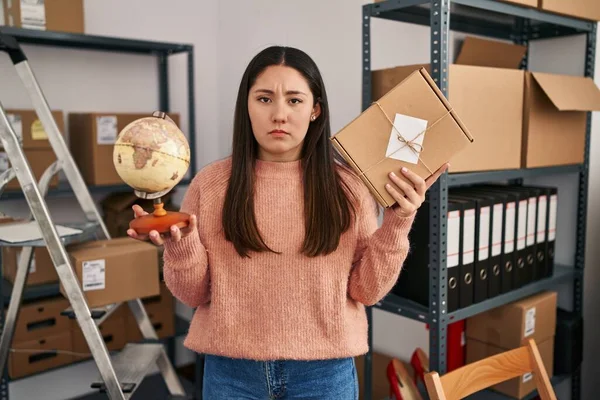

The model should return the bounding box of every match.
[385,183,391,189]
[390,172,396,178]
[401,167,408,173]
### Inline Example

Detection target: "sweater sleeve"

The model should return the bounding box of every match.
[347,191,415,306]
[162,175,210,308]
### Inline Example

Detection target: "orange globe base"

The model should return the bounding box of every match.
[129,202,190,235]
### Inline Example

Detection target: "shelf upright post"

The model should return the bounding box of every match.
[573,21,597,400]
[427,0,451,376]
[361,5,375,400]
[187,46,197,176]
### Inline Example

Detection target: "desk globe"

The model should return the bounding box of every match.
[113,111,191,235]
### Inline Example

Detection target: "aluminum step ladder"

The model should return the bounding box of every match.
[0,32,187,399]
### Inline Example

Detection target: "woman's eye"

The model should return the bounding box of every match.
[258,97,271,103]
[290,98,302,104]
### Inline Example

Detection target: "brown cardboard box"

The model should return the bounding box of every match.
[101,191,176,238]
[466,337,554,399]
[522,72,600,167]
[9,331,74,379]
[9,297,71,343]
[1,109,65,150]
[540,0,600,21]
[2,0,84,33]
[466,291,557,349]
[62,237,160,308]
[126,282,175,342]
[73,306,127,357]
[371,36,526,173]
[332,68,474,208]
[68,112,180,186]
[2,246,58,286]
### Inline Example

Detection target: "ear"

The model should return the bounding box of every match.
[312,102,322,119]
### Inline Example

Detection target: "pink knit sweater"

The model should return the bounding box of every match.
[162,157,415,361]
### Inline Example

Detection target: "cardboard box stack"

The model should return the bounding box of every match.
[0,109,65,191]
[371,36,600,173]
[7,297,74,379]
[61,237,160,308]
[2,246,58,287]
[332,68,474,208]
[465,291,557,399]
[1,0,84,33]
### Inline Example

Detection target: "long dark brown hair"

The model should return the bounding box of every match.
[222,46,358,258]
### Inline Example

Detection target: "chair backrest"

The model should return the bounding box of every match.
[423,339,556,400]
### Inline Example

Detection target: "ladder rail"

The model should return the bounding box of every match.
[0,104,126,400]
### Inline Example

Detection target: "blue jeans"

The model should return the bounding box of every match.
[202,354,359,399]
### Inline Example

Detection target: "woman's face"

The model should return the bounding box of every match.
[248,65,320,162]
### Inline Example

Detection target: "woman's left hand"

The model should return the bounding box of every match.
[385,162,450,218]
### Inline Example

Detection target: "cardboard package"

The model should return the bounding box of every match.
[0,109,65,191]
[466,291,557,349]
[522,71,600,167]
[9,331,73,379]
[62,238,160,308]
[68,112,180,186]
[332,68,474,208]
[101,191,176,238]
[371,37,526,173]
[2,0,84,33]
[497,0,538,7]
[540,0,600,22]
[466,336,554,398]
[465,291,557,398]
[2,246,58,286]
[9,297,71,343]
[125,282,175,342]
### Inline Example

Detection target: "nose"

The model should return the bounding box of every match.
[272,101,288,124]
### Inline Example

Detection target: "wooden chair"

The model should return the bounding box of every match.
[424,339,556,400]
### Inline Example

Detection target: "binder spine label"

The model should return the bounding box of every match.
[549,194,557,241]
[448,210,460,267]
[492,204,503,257]
[479,206,490,261]
[517,200,527,250]
[505,202,516,253]
[464,209,475,265]
[527,197,537,246]
[537,195,547,243]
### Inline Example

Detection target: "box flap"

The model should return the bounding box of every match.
[455,36,526,70]
[531,72,600,111]
[69,237,155,259]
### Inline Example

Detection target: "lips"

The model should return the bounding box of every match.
[269,129,288,135]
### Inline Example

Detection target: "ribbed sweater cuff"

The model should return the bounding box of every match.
[378,208,416,247]
[163,232,205,270]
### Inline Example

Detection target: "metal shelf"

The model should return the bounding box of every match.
[0,178,192,200]
[369,0,593,40]
[0,26,192,55]
[0,221,100,248]
[448,164,582,187]
[376,264,575,324]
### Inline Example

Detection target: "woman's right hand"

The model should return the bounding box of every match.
[126,204,198,246]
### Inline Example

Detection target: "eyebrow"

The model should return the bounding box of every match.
[254,89,308,96]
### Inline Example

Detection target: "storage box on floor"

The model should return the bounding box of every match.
[0,109,65,191]
[371,36,600,172]
[68,112,180,186]
[465,291,557,399]
[0,0,84,33]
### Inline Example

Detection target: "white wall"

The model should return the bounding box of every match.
[0,1,598,399]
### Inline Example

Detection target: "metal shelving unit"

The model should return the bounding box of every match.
[0,26,197,198]
[362,1,596,399]
[0,26,198,399]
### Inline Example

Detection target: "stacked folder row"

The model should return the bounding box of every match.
[392,184,558,313]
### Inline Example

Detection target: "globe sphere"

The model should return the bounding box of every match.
[113,114,190,194]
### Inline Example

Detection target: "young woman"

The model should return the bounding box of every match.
[128,46,447,399]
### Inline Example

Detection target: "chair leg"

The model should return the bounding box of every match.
[526,339,557,400]
[424,371,447,400]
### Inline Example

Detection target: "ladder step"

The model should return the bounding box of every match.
[90,343,164,396]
